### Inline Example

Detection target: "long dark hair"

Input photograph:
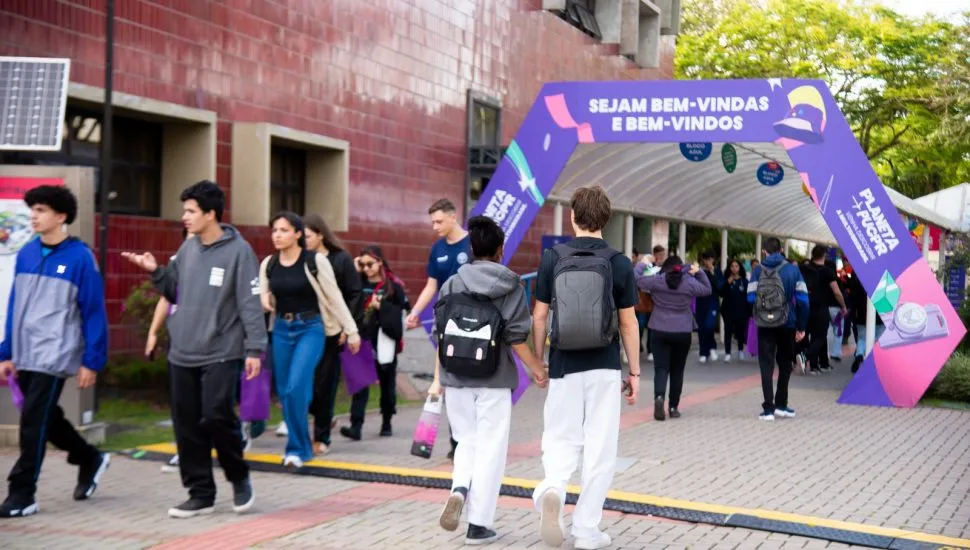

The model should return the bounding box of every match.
[662,255,685,290]
[727,258,747,280]
[303,213,344,253]
[270,211,306,250]
[360,245,395,300]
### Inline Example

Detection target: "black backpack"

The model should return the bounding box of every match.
[434,290,505,378]
[550,244,620,350]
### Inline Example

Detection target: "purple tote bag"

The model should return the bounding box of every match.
[341,341,378,395]
[746,317,759,356]
[240,351,271,422]
[1,377,23,411]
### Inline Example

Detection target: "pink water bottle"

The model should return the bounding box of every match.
[410,396,442,459]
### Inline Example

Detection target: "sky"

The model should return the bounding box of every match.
[880,0,968,19]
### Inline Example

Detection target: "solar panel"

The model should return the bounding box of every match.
[0,57,71,152]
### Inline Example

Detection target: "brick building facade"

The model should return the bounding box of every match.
[1,0,675,355]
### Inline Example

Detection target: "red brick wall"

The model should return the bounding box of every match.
[1,0,674,355]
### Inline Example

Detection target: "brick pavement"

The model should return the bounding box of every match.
[0,450,865,549]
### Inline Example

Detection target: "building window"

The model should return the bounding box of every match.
[0,106,163,216]
[471,101,501,147]
[270,145,307,215]
[562,0,601,39]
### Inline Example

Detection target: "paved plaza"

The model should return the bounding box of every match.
[0,333,968,549]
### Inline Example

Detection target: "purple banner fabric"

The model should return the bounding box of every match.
[341,341,378,396]
[239,352,271,422]
[465,78,964,408]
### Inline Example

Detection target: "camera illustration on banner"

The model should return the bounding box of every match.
[872,270,950,350]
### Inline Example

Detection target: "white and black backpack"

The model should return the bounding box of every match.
[434,291,505,378]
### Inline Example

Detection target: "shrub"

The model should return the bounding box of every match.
[103,355,169,391]
[124,281,166,342]
[928,353,970,403]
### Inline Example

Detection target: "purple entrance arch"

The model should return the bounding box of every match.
[465,78,964,408]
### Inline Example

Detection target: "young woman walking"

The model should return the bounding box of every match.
[259,212,360,468]
[720,259,750,362]
[637,256,712,421]
[340,246,409,440]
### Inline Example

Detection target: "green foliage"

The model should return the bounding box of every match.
[123,281,164,340]
[103,356,169,390]
[928,353,970,403]
[677,0,970,198]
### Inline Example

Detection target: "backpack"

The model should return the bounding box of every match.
[434,290,505,378]
[550,244,620,350]
[754,265,789,328]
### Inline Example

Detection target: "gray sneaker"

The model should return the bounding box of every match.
[232,478,255,513]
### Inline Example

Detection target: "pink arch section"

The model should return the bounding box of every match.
[467,78,965,408]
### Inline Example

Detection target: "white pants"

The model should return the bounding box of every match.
[828,306,842,358]
[532,369,621,539]
[447,387,512,528]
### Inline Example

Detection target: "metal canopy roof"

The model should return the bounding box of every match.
[548,142,960,245]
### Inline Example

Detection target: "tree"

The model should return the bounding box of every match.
[677,0,970,198]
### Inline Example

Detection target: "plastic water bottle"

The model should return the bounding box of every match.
[410,396,442,459]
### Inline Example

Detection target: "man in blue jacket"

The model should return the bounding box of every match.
[747,237,808,422]
[0,185,110,518]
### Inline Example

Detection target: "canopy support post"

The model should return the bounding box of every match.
[678,221,687,259]
[624,214,634,257]
[553,202,563,236]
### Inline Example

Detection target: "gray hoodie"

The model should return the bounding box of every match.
[152,224,268,367]
[435,261,531,390]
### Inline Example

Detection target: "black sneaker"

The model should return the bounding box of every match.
[439,487,466,531]
[74,452,110,501]
[465,523,498,545]
[232,478,255,513]
[654,397,666,421]
[340,426,362,441]
[851,356,863,373]
[380,419,393,437]
[168,498,215,519]
[669,408,681,419]
[0,496,38,518]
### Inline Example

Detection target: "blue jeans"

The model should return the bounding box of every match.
[273,315,325,461]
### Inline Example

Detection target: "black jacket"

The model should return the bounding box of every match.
[327,249,363,324]
[360,278,408,346]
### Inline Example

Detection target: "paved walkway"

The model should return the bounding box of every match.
[1,332,968,549]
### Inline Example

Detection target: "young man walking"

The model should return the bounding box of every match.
[405,198,470,458]
[0,185,110,518]
[748,237,809,421]
[123,181,266,518]
[531,186,641,550]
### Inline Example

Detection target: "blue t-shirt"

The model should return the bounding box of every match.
[427,235,470,287]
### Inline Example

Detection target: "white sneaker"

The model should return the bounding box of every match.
[710,350,719,361]
[161,454,180,473]
[574,532,612,550]
[538,489,565,547]
[699,356,708,364]
[724,354,732,363]
[276,422,289,437]
[283,455,304,469]
[647,353,654,362]
[739,351,748,361]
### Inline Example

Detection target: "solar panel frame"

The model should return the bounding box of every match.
[0,56,72,152]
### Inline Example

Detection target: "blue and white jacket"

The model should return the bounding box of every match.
[747,253,810,332]
[0,237,108,377]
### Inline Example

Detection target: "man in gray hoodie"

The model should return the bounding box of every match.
[123,181,267,519]
[429,215,547,545]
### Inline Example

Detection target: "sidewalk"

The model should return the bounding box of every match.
[1,334,968,549]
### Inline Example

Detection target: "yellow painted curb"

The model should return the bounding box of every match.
[135,443,970,548]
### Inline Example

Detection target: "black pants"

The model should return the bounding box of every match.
[652,331,692,409]
[8,371,100,501]
[723,316,747,355]
[757,326,795,412]
[311,334,342,445]
[805,308,830,371]
[170,361,249,503]
[349,358,397,428]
